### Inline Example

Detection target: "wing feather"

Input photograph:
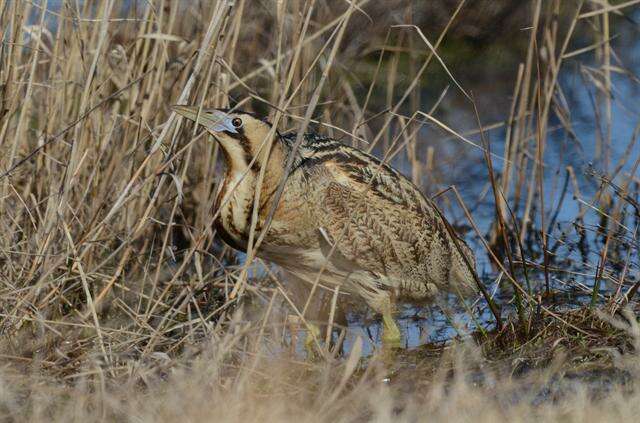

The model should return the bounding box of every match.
[298,140,477,297]
[321,182,426,280]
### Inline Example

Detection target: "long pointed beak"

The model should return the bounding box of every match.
[171,105,237,133]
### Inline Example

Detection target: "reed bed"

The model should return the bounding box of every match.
[0,0,639,421]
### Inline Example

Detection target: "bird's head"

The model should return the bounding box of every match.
[172,105,277,172]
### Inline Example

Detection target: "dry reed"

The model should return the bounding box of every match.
[0,0,639,421]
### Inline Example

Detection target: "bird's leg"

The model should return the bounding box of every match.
[374,291,402,348]
[351,274,403,349]
[304,321,321,359]
[381,311,402,347]
[375,294,402,370]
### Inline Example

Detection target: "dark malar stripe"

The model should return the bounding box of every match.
[224,128,260,172]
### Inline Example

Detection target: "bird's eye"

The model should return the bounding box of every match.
[231,117,243,128]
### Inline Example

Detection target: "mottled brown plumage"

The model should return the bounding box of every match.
[173,106,478,344]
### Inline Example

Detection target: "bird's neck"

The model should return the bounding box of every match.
[215,138,288,240]
[219,136,288,191]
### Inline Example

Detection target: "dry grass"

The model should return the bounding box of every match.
[1,0,640,421]
[1,318,640,422]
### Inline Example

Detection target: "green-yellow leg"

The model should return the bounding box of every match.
[381,312,402,348]
[304,322,321,359]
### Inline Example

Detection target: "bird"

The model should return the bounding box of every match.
[172,105,479,347]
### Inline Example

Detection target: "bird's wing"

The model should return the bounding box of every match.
[303,141,475,294]
[319,180,431,279]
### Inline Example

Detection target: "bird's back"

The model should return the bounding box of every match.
[266,134,478,300]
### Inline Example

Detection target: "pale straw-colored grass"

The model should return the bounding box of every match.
[1,0,639,421]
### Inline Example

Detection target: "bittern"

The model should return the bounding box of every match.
[173,105,478,347]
